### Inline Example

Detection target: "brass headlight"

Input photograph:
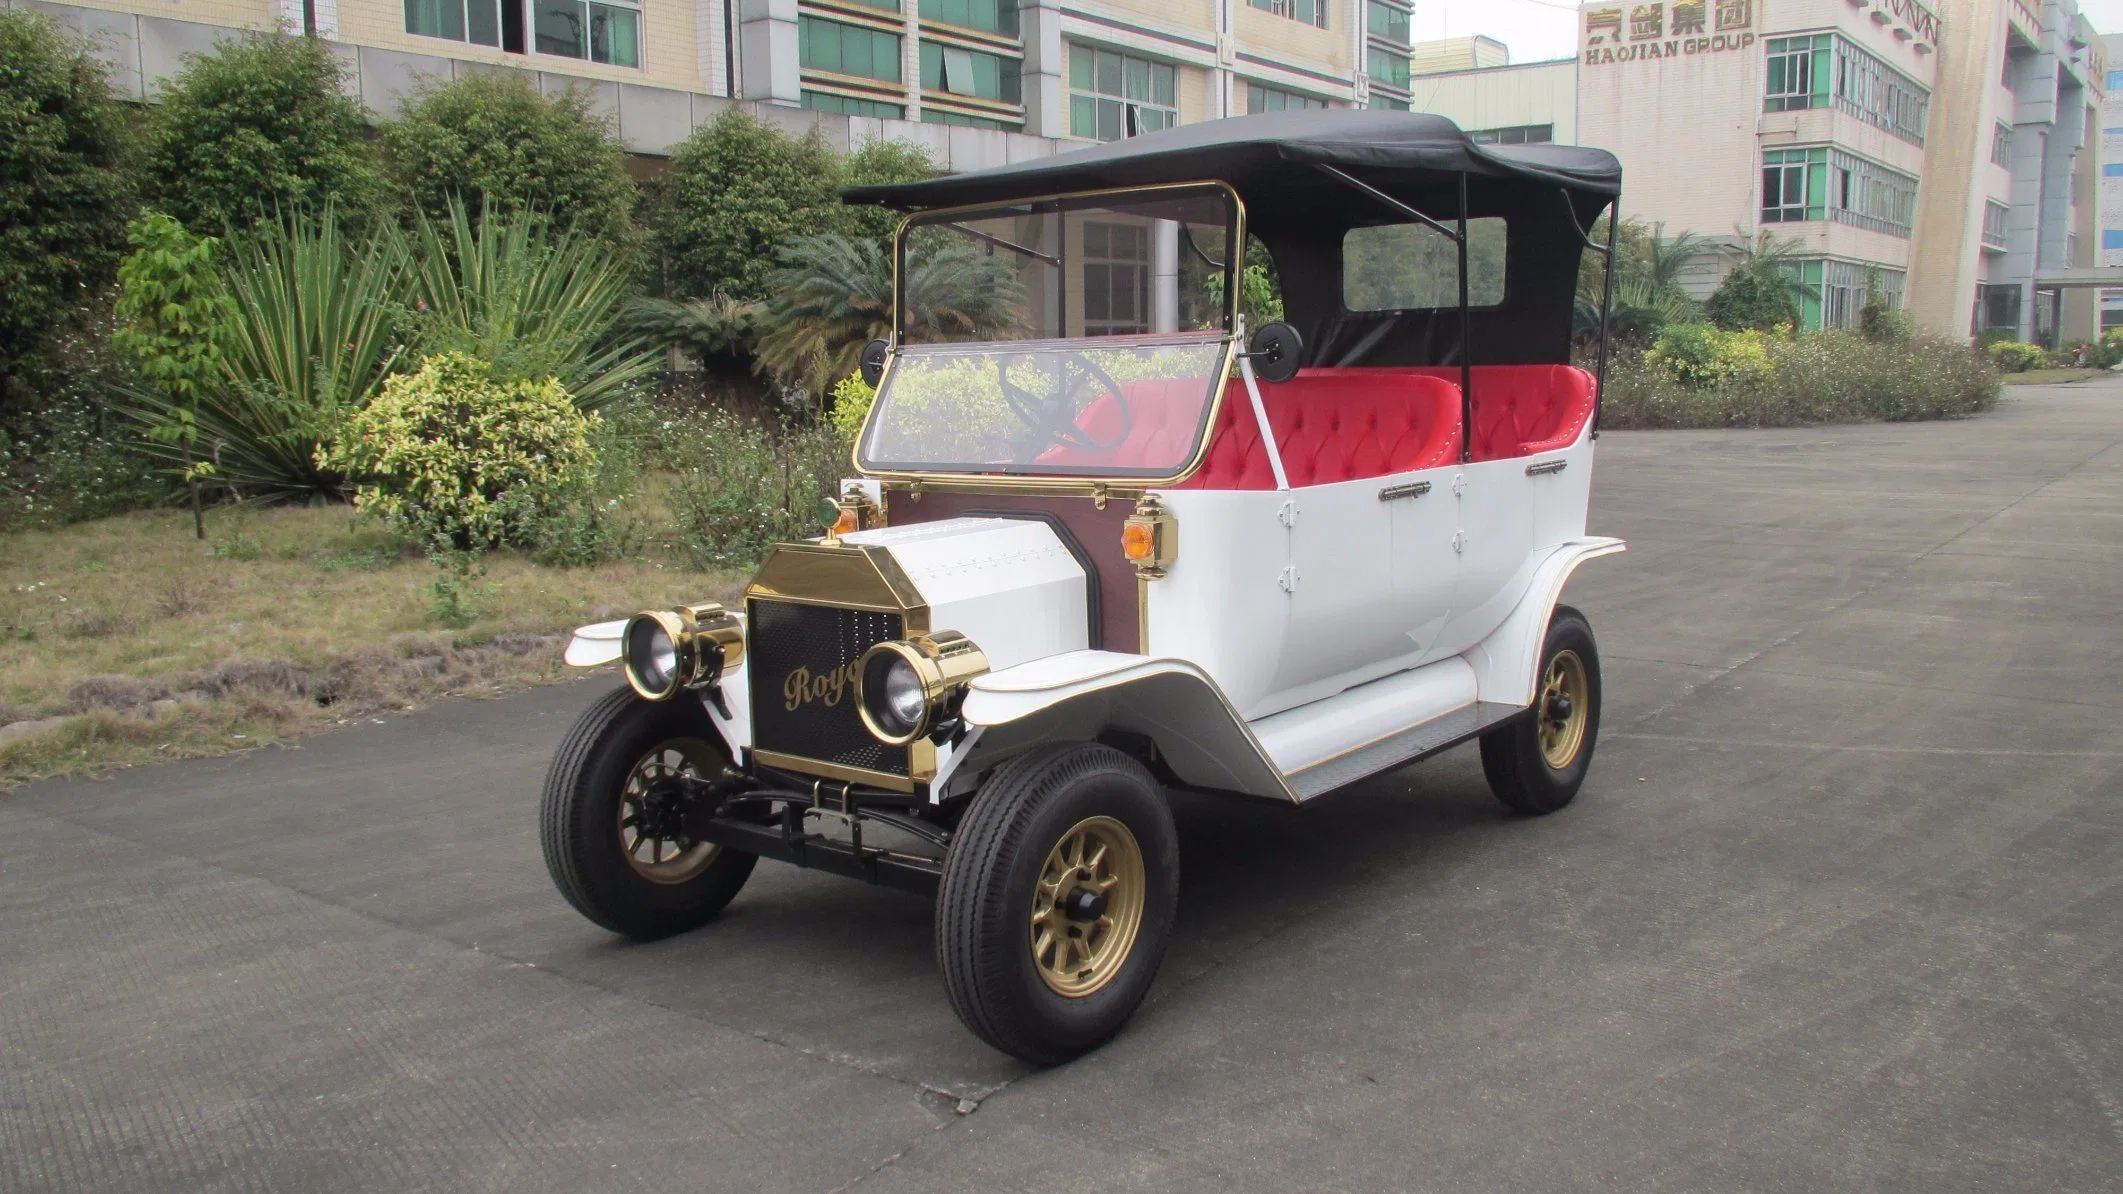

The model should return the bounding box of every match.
[856,631,989,745]
[623,602,745,701]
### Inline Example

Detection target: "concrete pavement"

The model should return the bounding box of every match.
[3,383,2120,1191]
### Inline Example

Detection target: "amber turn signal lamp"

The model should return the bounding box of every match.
[1121,495,1178,579]
[1121,521,1156,561]
[831,508,860,537]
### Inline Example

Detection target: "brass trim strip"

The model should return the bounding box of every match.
[751,748,928,794]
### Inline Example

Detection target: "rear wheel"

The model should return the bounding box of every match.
[541,686,757,939]
[1480,606,1601,815]
[936,743,1179,1065]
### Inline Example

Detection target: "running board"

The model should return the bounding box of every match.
[1283,701,1527,801]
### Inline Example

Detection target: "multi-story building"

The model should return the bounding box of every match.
[1405,36,1578,147]
[1413,2,2108,344]
[18,0,1418,165]
[2098,32,2123,331]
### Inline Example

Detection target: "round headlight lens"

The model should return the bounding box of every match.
[861,649,928,740]
[883,660,927,726]
[625,616,682,699]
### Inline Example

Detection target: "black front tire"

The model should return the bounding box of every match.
[540,686,757,940]
[936,743,1179,1065]
[1480,605,1602,816]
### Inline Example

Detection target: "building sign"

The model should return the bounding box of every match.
[1584,1,1756,65]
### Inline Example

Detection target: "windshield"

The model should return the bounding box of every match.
[859,186,1240,479]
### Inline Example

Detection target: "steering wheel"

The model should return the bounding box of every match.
[995,352,1135,460]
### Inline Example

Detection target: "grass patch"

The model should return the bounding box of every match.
[2000,368,2108,386]
[0,504,741,787]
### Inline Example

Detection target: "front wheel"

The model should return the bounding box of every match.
[540,686,757,940]
[1479,605,1602,815]
[936,743,1179,1065]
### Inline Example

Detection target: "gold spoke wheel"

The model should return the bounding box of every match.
[1028,816,1146,998]
[1538,650,1590,770]
[618,740,720,884]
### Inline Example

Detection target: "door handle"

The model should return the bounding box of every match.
[1378,481,1432,503]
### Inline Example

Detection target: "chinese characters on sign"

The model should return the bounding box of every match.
[1584,0,1756,64]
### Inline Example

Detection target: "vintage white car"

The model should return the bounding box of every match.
[543,111,1626,1064]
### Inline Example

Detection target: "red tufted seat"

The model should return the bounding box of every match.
[1410,365,1596,462]
[1175,368,1462,490]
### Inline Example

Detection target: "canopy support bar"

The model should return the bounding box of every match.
[1559,190,1613,256]
[1457,172,1473,463]
[1316,165,1462,243]
[1593,196,1618,439]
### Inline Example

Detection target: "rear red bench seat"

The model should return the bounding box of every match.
[1410,365,1596,462]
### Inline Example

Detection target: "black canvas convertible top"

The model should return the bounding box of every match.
[839,110,1621,212]
[844,111,1623,372]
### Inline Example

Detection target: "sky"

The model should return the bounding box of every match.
[1414,0,2123,66]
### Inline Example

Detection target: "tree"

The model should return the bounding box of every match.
[113,214,237,539]
[143,34,383,231]
[649,109,841,301]
[381,74,637,241]
[0,10,136,387]
[1706,234,1813,333]
[836,138,937,247]
[753,233,1026,395]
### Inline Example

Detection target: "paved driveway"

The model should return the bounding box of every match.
[5,385,2121,1192]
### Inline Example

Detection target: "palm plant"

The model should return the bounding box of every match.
[753,234,1026,397]
[124,204,411,503]
[1576,219,1706,342]
[622,293,761,375]
[402,197,657,409]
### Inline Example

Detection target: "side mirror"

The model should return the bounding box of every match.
[1246,323,1303,384]
[859,339,891,387]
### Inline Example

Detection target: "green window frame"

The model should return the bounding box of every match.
[921,0,1018,37]
[1762,147,1827,223]
[533,0,642,67]
[1365,0,1409,46]
[1246,83,1328,113]
[803,89,905,119]
[1370,95,1410,111]
[1765,34,1830,112]
[1069,44,1177,141]
[800,16,903,83]
[1248,0,1329,30]
[1367,45,1409,89]
[406,0,501,46]
[922,109,1016,129]
[920,40,1022,104]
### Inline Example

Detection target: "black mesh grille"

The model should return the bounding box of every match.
[747,600,909,777]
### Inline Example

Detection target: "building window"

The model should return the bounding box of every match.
[1470,124,1553,145]
[1246,83,1328,113]
[529,0,643,66]
[1977,283,2021,334]
[1370,95,1409,111]
[1081,221,1151,336]
[1765,34,1829,111]
[1248,0,1328,31]
[921,41,1021,103]
[800,16,902,83]
[1785,260,1902,331]
[921,0,1017,36]
[1069,45,1176,141]
[406,0,502,47]
[1367,45,1410,90]
[922,109,1014,129]
[1762,147,1825,224]
[804,90,904,119]
[1992,123,2013,168]
[1984,201,2010,251]
[1365,0,1409,46]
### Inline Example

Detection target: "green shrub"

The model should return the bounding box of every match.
[402,198,657,410]
[829,374,875,441]
[142,34,384,231]
[321,352,601,551]
[1705,260,1800,332]
[381,74,637,242]
[668,410,846,569]
[0,11,137,388]
[1606,330,1999,429]
[649,109,840,302]
[836,138,937,247]
[1645,323,1774,387]
[0,307,167,529]
[112,214,240,538]
[2093,329,2123,370]
[622,294,760,375]
[1987,341,2046,373]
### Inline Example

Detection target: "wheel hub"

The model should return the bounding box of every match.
[1537,650,1590,770]
[619,742,720,884]
[1028,816,1147,998]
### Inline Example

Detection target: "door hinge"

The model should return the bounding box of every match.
[1453,531,1468,555]
[1278,565,1301,592]
[1277,499,1300,527]
[1451,473,1470,497]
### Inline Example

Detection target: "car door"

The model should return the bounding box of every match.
[1434,459,1537,657]
[1384,467,1461,665]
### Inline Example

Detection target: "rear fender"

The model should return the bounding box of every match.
[1462,537,1626,708]
[952,652,1296,802]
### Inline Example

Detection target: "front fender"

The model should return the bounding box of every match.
[958,651,1296,801]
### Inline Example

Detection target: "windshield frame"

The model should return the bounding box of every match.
[858,181,1249,491]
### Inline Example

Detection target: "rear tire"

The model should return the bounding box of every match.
[936,743,1179,1065]
[1480,605,1601,816]
[541,686,757,940]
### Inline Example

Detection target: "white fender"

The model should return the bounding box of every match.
[563,619,627,667]
[1462,537,1626,708]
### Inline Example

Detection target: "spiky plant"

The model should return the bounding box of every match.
[753,234,1026,397]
